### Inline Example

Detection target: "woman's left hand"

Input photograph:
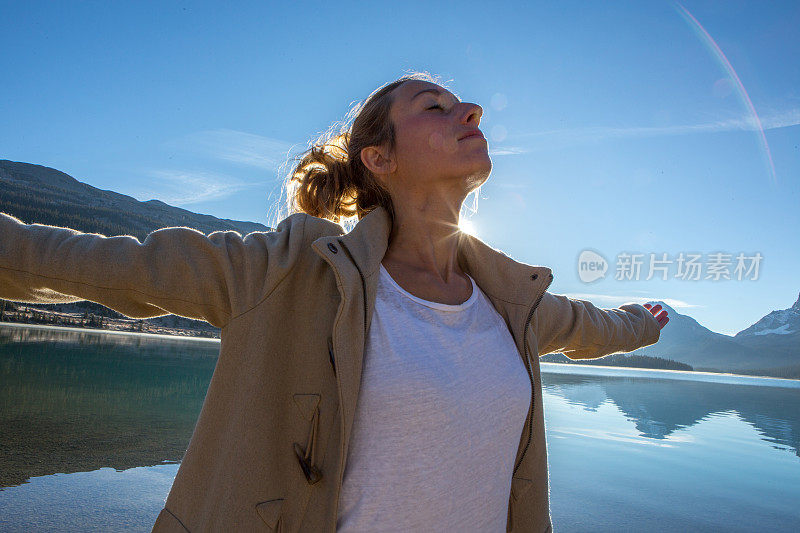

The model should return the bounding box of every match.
[644,303,669,329]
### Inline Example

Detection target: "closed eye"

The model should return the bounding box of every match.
[427,104,445,111]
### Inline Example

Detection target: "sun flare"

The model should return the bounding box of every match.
[458,218,477,236]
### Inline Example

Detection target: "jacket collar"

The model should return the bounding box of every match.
[312,205,552,311]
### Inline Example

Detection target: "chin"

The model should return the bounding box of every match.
[475,156,493,181]
[465,164,492,191]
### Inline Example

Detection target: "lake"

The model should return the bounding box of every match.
[1,323,798,532]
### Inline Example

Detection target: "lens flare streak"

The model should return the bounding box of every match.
[676,2,778,186]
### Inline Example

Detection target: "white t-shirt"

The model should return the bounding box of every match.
[336,263,532,532]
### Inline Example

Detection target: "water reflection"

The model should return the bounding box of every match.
[541,366,800,458]
[3,322,799,506]
[0,324,218,489]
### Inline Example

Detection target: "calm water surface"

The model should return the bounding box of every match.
[1,323,798,532]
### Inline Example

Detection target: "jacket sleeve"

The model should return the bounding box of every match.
[0,211,307,329]
[532,291,661,359]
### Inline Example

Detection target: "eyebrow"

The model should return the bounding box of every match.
[411,88,460,104]
[411,88,441,100]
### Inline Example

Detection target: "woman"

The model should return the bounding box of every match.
[0,71,668,532]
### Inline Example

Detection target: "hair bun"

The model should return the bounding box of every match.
[282,71,440,225]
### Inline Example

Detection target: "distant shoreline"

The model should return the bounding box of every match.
[0,321,220,343]
[0,303,219,339]
[540,362,800,385]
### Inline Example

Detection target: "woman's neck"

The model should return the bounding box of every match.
[381,195,466,284]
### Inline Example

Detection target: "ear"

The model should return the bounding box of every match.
[360,144,396,178]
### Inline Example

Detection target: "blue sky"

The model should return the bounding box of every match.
[2,0,798,335]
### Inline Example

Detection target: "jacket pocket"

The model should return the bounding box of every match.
[292,393,322,484]
[511,476,533,501]
[255,498,284,531]
[151,507,190,532]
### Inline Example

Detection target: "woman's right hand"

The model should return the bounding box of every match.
[644,303,669,329]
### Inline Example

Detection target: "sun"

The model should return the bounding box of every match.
[458,218,477,236]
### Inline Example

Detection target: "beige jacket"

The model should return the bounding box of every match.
[0,205,660,532]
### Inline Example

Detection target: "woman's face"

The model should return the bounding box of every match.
[381,80,491,196]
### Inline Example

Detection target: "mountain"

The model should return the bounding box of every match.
[546,297,798,379]
[0,159,273,335]
[0,160,269,241]
[626,298,799,377]
[631,301,762,371]
[729,292,800,372]
[736,292,800,337]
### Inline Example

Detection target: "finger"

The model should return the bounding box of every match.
[659,316,669,328]
[657,310,668,321]
[650,304,662,314]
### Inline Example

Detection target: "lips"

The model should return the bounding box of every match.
[458,129,484,141]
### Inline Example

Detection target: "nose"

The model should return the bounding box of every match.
[460,102,482,126]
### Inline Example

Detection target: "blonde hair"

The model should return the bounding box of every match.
[279,71,446,230]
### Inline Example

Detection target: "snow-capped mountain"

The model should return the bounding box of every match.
[629,295,799,376]
[735,292,800,337]
[729,293,800,372]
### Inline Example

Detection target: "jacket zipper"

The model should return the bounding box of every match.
[513,272,554,475]
[338,239,369,336]
[329,238,369,529]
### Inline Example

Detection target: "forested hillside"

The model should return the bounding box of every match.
[1,160,274,336]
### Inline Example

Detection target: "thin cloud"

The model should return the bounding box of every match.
[563,293,700,310]
[760,108,800,129]
[164,129,296,170]
[489,146,530,156]
[143,169,263,205]
[513,108,800,145]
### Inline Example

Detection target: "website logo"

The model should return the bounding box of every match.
[577,249,608,283]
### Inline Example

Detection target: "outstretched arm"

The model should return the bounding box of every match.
[0,211,306,329]
[532,292,665,359]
